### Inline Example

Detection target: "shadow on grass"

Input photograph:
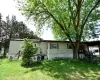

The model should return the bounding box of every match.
[0,56,6,59]
[30,59,100,80]
[21,62,42,68]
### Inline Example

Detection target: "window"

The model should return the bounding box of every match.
[50,43,59,49]
[94,49,99,52]
[34,43,37,47]
[67,43,72,49]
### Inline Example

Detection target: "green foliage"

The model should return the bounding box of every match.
[18,0,100,40]
[1,59,100,80]
[21,39,38,66]
[18,0,100,58]
[6,15,40,39]
[0,13,40,57]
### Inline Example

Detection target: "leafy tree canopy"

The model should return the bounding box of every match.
[18,0,100,58]
[18,0,100,40]
[0,13,41,57]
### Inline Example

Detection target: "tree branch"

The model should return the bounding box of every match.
[79,0,100,40]
[73,0,78,7]
[40,2,75,48]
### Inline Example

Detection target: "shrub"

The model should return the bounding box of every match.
[20,39,38,66]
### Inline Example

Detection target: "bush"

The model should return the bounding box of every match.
[20,39,38,66]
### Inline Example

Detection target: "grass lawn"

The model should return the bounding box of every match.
[0,59,100,80]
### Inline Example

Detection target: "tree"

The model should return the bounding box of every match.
[0,14,40,57]
[21,39,38,66]
[18,0,100,59]
[0,13,2,53]
[5,15,40,39]
[53,6,100,41]
[0,13,2,38]
[0,13,9,57]
[82,8,100,40]
[88,21,100,39]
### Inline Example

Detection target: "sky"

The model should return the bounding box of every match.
[0,0,54,40]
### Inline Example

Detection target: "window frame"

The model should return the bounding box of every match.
[50,43,59,49]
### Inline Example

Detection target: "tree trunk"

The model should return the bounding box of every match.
[73,40,80,59]
[7,30,12,49]
[3,48,6,57]
[3,41,6,57]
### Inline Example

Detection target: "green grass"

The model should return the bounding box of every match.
[0,59,100,80]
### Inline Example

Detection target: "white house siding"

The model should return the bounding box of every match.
[8,40,48,59]
[40,42,48,59]
[8,41,41,57]
[33,42,40,54]
[33,42,47,54]
[8,40,73,60]
[8,41,23,58]
[40,42,47,54]
[47,42,73,60]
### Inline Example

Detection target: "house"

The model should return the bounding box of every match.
[8,39,100,60]
[8,39,73,60]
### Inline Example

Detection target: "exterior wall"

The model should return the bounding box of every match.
[34,42,47,55]
[33,42,40,54]
[8,41,41,58]
[8,41,23,58]
[89,45,99,51]
[8,39,100,60]
[47,42,73,60]
[8,40,48,59]
[40,42,47,55]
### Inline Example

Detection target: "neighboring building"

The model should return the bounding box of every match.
[8,39,100,60]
